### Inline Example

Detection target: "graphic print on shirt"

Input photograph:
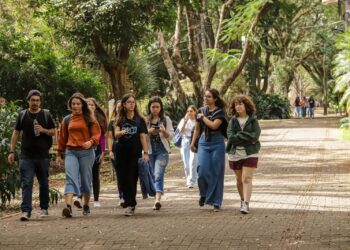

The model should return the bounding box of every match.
[121,122,138,140]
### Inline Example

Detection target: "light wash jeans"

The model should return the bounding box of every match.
[149,143,169,194]
[64,149,95,196]
[180,136,198,186]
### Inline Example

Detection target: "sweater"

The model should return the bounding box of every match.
[58,113,101,157]
[226,115,261,156]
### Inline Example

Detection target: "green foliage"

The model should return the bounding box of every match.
[49,187,62,205]
[252,93,291,119]
[0,102,21,207]
[333,30,350,112]
[0,2,107,118]
[205,49,240,69]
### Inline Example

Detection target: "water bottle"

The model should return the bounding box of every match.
[33,119,40,136]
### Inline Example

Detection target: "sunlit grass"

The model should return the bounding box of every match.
[341,128,350,141]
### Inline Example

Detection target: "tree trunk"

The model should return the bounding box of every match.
[219,1,270,96]
[91,35,130,100]
[262,50,271,93]
[157,30,186,103]
[204,0,233,90]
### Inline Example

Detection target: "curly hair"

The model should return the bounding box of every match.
[230,95,256,116]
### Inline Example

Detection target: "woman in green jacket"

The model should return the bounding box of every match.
[226,95,261,214]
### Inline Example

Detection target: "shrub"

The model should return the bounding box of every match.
[252,93,291,119]
[0,102,21,207]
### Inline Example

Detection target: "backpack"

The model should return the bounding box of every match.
[19,109,53,148]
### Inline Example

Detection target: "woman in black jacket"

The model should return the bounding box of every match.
[226,95,261,214]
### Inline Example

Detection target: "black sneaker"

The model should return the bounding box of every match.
[83,204,90,216]
[62,205,72,218]
[20,212,31,221]
[199,197,206,207]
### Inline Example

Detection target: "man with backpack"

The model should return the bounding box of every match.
[8,90,56,221]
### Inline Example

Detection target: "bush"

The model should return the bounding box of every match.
[0,102,21,207]
[339,117,349,129]
[252,93,291,119]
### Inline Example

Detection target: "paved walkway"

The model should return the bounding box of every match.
[1,117,350,249]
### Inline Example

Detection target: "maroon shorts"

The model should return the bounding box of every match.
[229,157,258,170]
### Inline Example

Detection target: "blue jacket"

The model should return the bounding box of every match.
[138,159,156,199]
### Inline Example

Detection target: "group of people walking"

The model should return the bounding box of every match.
[8,88,262,220]
[294,96,316,119]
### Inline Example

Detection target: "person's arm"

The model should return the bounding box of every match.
[107,130,115,160]
[114,125,128,139]
[160,117,174,140]
[140,133,149,161]
[7,130,20,165]
[190,122,201,153]
[197,112,222,130]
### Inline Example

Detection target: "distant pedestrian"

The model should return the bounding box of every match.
[8,90,56,221]
[300,96,307,118]
[226,95,261,214]
[146,96,174,210]
[107,100,125,207]
[308,96,315,119]
[191,89,228,212]
[113,93,148,216]
[177,105,198,188]
[87,97,108,208]
[294,96,301,118]
[57,92,101,218]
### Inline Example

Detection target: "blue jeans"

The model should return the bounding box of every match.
[64,149,95,196]
[197,133,225,207]
[309,107,314,118]
[181,136,198,186]
[149,143,169,193]
[19,159,50,213]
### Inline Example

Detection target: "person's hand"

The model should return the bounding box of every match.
[191,144,198,153]
[148,127,157,134]
[56,156,64,170]
[158,125,166,133]
[143,152,149,161]
[121,129,128,136]
[109,151,115,160]
[197,113,204,121]
[34,124,43,134]
[82,141,93,149]
[7,153,15,165]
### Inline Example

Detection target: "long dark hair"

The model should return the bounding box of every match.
[230,95,256,116]
[67,92,93,126]
[110,100,121,121]
[207,88,226,109]
[87,97,108,134]
[147,96,165,124]
[116,93,145,125]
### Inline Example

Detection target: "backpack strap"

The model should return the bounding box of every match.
[64,114,71,138]
[42,109,51,127]
[19,109,27,128]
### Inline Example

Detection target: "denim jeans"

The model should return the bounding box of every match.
[64,149,95,196]
[149,143,169,193]
[19,159,50,213]
[309,107,314,118]
[197,133,225,207]
[181,136,198,186]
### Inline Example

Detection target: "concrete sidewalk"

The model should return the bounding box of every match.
[1,117,350,249]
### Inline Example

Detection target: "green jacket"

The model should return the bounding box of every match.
[226,115,261,155]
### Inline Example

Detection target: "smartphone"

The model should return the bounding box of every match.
[152,125,160,129]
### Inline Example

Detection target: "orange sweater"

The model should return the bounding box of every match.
[58,114,101,157]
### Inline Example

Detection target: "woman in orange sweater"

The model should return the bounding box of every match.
[57,93,101,217]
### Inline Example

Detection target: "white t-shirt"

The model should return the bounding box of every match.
[178,118,196,137]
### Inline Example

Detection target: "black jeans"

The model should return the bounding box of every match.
[19,159,49,213]
[111,158,123,199]
[115,150,139,207]
[92,160,100,201]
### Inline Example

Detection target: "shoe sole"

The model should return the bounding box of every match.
[62,208,72,218]
[240,210,249,214]
[124,212,134,216]
[73,200,82,209]
[20,217,29,221]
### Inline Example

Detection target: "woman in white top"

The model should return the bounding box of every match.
[177,105,198,188]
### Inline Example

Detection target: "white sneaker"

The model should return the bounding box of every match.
[124,206,135,216]
[119,198,126,208]
[240,202,249,214]
[94,201,101,208]
[39,209,48,218]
